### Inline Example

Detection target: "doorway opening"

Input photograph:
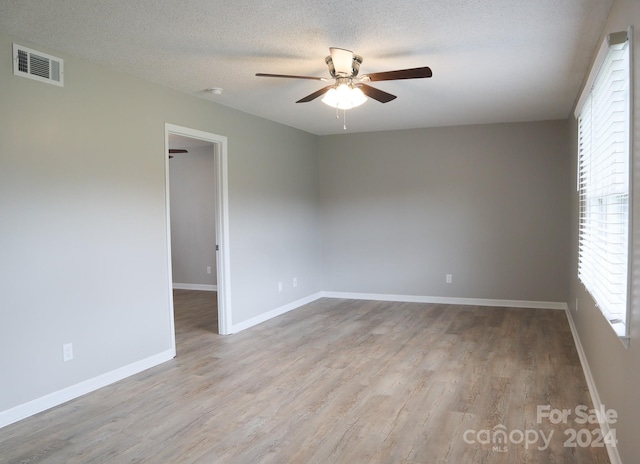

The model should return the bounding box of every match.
[164,124,231,350]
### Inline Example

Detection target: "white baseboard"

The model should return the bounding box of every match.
[321,291,568,310]
[173,283,217,291]
[228,291,568,334]
[230,292,324,333]
[0,349,175,430]
[229,291,568,334]
[564,308,622,464]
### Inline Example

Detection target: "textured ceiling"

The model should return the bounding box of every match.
[0,0,613,135]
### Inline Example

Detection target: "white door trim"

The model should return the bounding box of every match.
[164,123,232,337]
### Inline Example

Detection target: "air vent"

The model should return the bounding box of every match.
[12,44,63,87]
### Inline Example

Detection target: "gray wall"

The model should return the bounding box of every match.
[568,1,640,462]
[169,145,217,287]
[319,121,570,303]
[0,30,321,414]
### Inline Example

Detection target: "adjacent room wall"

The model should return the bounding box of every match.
[169,145,217,288]
[0,31,321,421]
[319,121,570,304]
[567,1,640,462]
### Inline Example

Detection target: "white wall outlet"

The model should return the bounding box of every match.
[206,266,212,274]
[278,281,283,292]
[446,274,452,284]
[63,343,73,362]
[293,277,298,288]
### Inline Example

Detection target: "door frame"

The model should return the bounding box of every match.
[164,123,232,341]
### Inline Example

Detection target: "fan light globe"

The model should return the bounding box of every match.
[322,84,367,110]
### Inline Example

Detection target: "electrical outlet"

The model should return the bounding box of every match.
[278,281,283,292]
[293,277,298,288]
[446,274,452,284]
[206,266,212,274]
[63,343,73,362]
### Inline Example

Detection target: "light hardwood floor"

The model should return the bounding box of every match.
[0,291,611,463]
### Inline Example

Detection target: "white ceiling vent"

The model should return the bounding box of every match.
[12,44,63,87]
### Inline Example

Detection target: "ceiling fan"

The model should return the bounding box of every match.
[256,47,432,109]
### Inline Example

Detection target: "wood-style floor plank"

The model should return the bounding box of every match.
[0,292,610,463]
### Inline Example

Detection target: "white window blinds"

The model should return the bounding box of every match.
[576,30,631,339]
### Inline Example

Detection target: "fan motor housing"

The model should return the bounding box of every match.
[325,54,363,78]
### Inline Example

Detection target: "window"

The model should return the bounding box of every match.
[576,29,632,341]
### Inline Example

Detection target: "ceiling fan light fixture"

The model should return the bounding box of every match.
[329,47,355,75]
[321,84,367,110]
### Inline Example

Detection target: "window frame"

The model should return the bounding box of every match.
[575,27,633,345]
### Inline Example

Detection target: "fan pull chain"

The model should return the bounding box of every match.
[334,107,348,130]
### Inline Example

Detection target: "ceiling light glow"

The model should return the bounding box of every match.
[321,84,367,110]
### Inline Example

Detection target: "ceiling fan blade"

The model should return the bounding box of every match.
[296,85,334,103]
[256,73,326,81]
[359,84,397,103]
[169,149,188,154]
[366,66,432,82]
